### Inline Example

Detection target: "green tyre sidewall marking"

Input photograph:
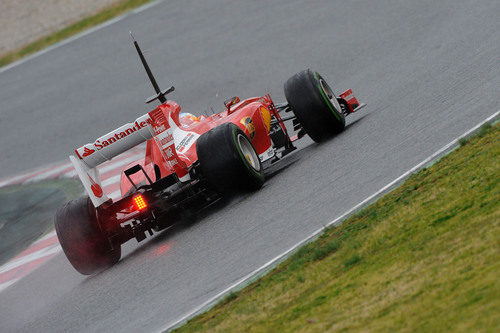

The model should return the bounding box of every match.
[313,72,345,124]
[232,127,265,181]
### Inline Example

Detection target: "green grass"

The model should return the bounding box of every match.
[0,178,83,266]
[0,0,154,68]
[175,122,500,332]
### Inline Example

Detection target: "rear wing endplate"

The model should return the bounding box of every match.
[71,105,188,207]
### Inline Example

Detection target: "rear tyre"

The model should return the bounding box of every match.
[55,196,121,275]
[196,122,265,193]
[284,69,345,142]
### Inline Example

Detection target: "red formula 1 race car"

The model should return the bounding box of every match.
[55,38,366,275]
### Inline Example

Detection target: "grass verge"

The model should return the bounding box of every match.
[0,0,154,68]
[175,123,499,332]
[0,178,82,266]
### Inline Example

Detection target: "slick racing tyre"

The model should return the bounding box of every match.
[284,69,345,142]
[197,122,265,193]
[55,196,121,275]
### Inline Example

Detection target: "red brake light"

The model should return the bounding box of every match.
[133,195,147,211]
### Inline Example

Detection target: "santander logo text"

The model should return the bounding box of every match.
[75,119,153,160]
[82,147,95,157]
[94,120,152,150]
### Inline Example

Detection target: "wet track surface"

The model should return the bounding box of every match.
[0,0,499,331]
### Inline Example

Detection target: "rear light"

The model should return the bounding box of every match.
[133,195,147,211]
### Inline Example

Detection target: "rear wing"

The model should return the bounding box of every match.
[71,105,188,207]
[71,35,191,207]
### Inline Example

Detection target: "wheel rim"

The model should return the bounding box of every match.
[319,78,342,115]
[237,134,260,171]
[319,78,334,99]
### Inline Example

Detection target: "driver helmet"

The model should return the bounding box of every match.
[179,112,200,125]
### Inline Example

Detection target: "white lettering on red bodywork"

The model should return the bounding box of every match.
[75,114,154,168]
[148,106,190,181]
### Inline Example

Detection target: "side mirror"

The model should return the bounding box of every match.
[224,96,240,111]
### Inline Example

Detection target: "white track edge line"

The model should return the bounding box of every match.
[24,163,73,183]
[33,230,58,244]
[0,0,166,74]
[161,110,500,332]
[0,279,20,293]
[0,174,31,188]
[0,160,70,187]
[0,245,62,274]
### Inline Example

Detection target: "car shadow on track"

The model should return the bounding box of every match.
[344,113,369,131]
[105,154,304,267]
[111,195,251,268]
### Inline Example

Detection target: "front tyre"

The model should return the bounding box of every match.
[284,69,345,142]
[196,123,265,193]
[55,196,121,275]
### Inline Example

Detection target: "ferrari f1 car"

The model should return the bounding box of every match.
[55,38,366,275]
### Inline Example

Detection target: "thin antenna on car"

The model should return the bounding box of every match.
[130,32,174,104]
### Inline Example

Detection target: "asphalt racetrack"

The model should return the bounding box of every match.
[0,0,499,331]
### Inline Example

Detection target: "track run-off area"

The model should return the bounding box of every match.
[0,144,144,292]
[0,0,498,332]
